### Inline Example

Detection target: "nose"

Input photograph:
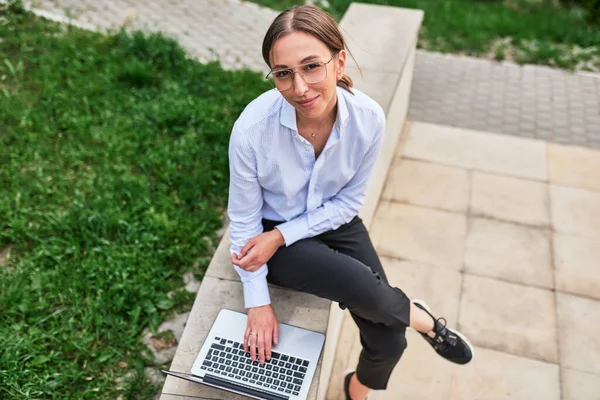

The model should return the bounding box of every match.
[292,72,308,97]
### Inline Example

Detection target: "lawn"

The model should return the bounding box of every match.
[253,0,600,71]
[0,1,271,399]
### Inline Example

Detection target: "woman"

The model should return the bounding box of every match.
[228,5,473,399]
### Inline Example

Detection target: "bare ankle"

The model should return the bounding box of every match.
[349,373,370,400]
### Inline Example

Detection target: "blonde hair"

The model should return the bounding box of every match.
[262,4,356,94]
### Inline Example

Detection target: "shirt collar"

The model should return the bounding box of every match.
[279,86,350,133]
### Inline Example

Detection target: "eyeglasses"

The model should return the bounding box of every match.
[265,51,340,92]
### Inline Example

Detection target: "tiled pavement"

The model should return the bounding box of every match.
[328,121,600,400]
[408,51,600,149]
[22,0,600,149]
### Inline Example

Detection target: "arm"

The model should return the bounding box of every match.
[276,114,385,246]
[227,126,271,309]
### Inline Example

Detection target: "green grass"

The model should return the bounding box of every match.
[252,0,600,70]
[0,2,271,398]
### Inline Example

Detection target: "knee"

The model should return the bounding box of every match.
[385,332,408,360]
[362,330,407,362]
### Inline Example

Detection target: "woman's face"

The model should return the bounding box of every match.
[270,31,346,124]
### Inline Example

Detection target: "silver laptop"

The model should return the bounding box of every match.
[161,309,325,400]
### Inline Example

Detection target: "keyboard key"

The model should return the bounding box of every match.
[219,365,225,371]
[250,380,255,384]
[253,374,259,380]
[225,360,232,366]
[292,365,298,371]
[220,339,227,345]
[203,361,212,368]
[302,360,309,367]
[266,364,273,370]
[300,367,307,373]
[294,385,301,391]
[215,337,221,341]
[285,363,292,369]
[295,359,303,365]
[286,370,293,376]
[293,378,302,385]
[289,357,296,363]
[242,378,248,382]
[272,352,281,359]
[225,348,232,353]
[293,392,299,396]
[285,390,291,394]
[227,340,233,344]
[226,367,232,373]
[212,344,225,351]
[271,385,278,390]
[252,367,258,373]
[293,372,304,379]
[281,355,289,362]
[235,375,241,380]
[286,376,292,383]
[228,373,234,378]
[267,378,273,384]
[205,355,212,361]
[265,371,272,377]
[274,366,280,372]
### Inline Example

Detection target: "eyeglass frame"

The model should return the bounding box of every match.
[265,51,341,91]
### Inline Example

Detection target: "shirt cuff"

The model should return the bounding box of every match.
[275,215,309,246]
[242,275,271,309]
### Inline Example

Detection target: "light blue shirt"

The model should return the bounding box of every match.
[228,86,386,308]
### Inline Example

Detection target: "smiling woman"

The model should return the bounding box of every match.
[227,5,474,400]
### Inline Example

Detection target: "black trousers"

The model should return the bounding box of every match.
[262,216,411,390]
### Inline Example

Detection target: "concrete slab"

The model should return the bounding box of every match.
[372,201,467,270]
[562,368,600,400]
[548,143,600,192]
[382,158,470,213]
[404,122,548,181]
[550,185,600,239]
[554,233,600,300]
[470,171,550,227]
[465,218,553,289]
[557,293,600,375]
[459,275,558,363]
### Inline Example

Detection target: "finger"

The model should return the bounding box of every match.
[264,330,272,362]
[257,331,266,365]
[243,325,250,354]
[240,241,255,257]
[273,321,279,345]
[250,331,257,361]
[239,255,257,270]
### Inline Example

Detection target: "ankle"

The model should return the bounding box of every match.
[349,373,369,400]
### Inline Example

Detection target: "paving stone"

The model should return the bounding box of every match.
[562,368,600,400]
[460,274,558,363]
[381,158,470,213]
[554,233,600,300]
[548,143,600,192]
[371,201,467,270]
[470,172,550,227]
[465,218,553,289]
[557,293,600,375]
[550,185,600,239]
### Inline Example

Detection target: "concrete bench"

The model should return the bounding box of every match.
[160,3,423,399]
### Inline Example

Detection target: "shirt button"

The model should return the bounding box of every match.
[305,147,311,152]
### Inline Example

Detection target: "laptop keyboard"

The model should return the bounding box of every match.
[202,337,309,397]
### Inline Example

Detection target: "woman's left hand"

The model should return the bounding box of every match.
[232,229,285,272]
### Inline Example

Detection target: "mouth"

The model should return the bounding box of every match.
[296,96,319,108]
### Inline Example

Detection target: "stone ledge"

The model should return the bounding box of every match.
[160,3,423,399]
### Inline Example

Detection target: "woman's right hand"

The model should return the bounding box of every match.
[244,305,279,364]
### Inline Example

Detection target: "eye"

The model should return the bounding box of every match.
[303,62,321,71]
[273,70,291,78]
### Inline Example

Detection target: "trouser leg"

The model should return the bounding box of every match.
[262,217,409,389]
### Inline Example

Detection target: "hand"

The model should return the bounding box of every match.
[244,305,279,365]
[232,229,285,272]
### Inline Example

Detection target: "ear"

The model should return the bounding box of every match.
[336,49,347,80]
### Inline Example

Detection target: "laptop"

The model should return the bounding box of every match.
[161,309,326,400]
